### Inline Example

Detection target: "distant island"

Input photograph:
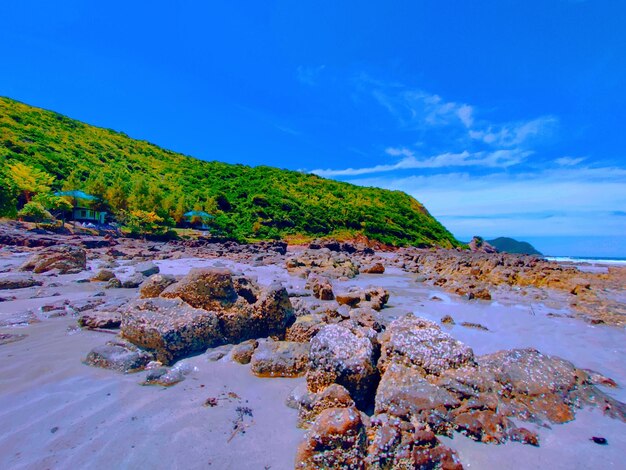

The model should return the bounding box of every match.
[0,96,457,248]
[487,237,543,255]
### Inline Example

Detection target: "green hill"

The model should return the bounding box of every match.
[487,237,542,255]
[0,96,458,247]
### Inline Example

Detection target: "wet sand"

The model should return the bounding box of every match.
[1,253,625,469]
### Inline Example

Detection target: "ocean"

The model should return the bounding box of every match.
[546,256,626,265]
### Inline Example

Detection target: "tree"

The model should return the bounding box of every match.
[7,162,54,205]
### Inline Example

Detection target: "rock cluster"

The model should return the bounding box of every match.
[291,313,626,468]
[119,268,294,364]
[287,249,360,279]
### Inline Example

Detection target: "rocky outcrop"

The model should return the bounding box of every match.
[120,269,294,364]
[19,245,87,274]
[160,268,294,343]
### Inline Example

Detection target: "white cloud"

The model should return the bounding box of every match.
[311,148,531,176]
[345,166,626,237]
[468,116,557,147]
[555,156,585,166]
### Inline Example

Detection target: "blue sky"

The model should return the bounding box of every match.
[1,1,625,256]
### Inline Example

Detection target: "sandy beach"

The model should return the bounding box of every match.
[1,240,625,469]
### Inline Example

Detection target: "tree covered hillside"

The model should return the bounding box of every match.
[0,96,458,246]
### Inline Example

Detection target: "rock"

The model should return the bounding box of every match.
[142,367,185,387]
[139,274,176,298]
[366,415,463,470]
[205,344,233,361]
[298,384,355,427]
[286,314,326,342]
[19,245,87,274]
[507,427,540,446]
[441,315,455,325]
[349,307,385,332]
[307,324,378,409]
[0,333,28,345]
[307,275,335,301]
[120,297,222,365]
[78,311,122,329]
[375,362,460,420]
[135,261,160,277]
[335,287,389,311]
[460,322,489,331]
[160,268,238,310]
[453,410,511,444]
[0,274,43,290]
[121,273,146,288]
[90,269,115,282]
[295,407,367,470]
[105,278,122,289]
[250,339,310,377]
[287,251,360,279]
[378,315,475,375]
[84,341,153,373]
[361,262,385,274]
[232,339,258,364]
[286,381,310,410]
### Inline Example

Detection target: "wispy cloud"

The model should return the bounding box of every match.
[312,148,531,176]
[555,156,585,166]
[468,116,557,147]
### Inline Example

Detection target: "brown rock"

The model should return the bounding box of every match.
[20,245,87,274]
[307,324,378,409]
[120,297,222,365]
[139,274,177,298]
[250,339,310,377]
[295,407,367,470]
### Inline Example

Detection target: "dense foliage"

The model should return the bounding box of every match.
[0,96,458,246]
[487,237,542,256]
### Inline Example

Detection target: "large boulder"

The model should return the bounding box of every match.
[120,297,222,365]
[295,407,367,470]
[0,274,42,290]
[160,268,294,343]
[250,339,310,377]
[160,268,239,310]
[378,314,475,375]
[20,245,87,274]
[307,324,378,408]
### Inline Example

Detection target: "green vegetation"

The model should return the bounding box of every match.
[0,96,458,246]
[487,237,542,256]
